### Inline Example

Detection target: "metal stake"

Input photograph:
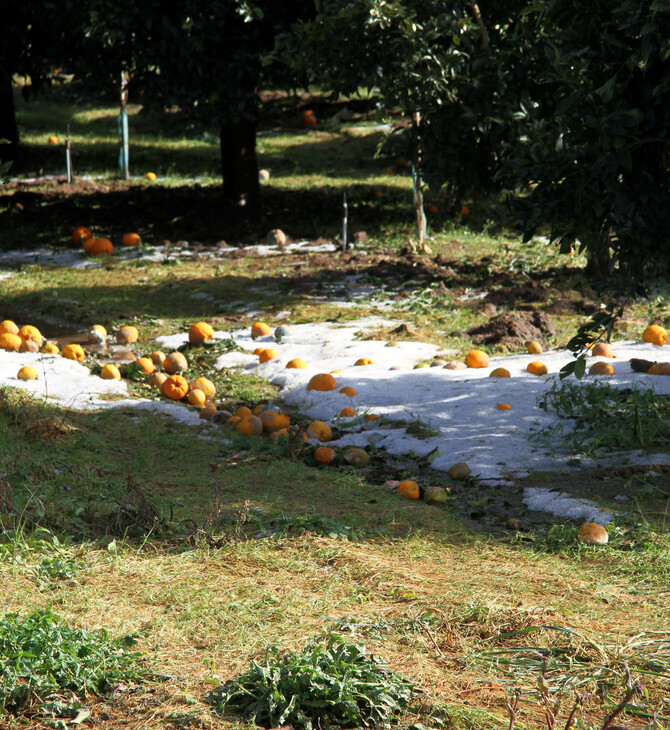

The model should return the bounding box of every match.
[119,71,130,180]
[342,191,348,252]
[65,124,72,183]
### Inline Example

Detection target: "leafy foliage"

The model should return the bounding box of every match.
[208,635,416,729]
[536,380,670,454]
[506,0,670,284]
[0,608,148,716]
[287,0,533,205]
[558,304,625,380]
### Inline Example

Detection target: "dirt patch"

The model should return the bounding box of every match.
[486,279,551,306]
[467,310,557,347]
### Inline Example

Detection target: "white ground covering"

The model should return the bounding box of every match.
[2,315,669,525]
[0,240,336,271]
[155,320,670,525]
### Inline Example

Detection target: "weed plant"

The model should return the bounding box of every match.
[0,608,149,717]
[209,635,416,729]
[535,380,670,455]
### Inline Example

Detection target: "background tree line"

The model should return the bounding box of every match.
[2,0,669,287]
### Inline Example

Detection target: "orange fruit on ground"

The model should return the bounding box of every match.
[17,365,38,381]
[461,204,470,217]
[190,377,216,398]
[161,374,189,400]
[89,238,114,256]
[199,404,219,420]
[251,322,271,339]
[496,403,513,410]
[254,403,267,416]
[591,343,615,358]
[527,360,548,376]
[100,364,121,380]
[0,333,22,351]
[227,416,242,427]
[286,358,308,369]
[83,237,98,254]
[121,232,142,247]
[0,320,19,335]
[259,348,279,363]
[261,410,290,432]
[398,480,420,500]
[163,351,188,374]
[188,321,215,344]
[150,351,166,367]
[253,347,266,357]
[270,428,290,441]
[306,421,332,442]
[18,325,42,346]
[41,342,60,355]
[642,324,667,346]
[526,341,543,354]
[135,357,155,375]
[235,406,253,418]
[188,388,207,407]
[589,361,615,376]
[339,407,356,417]
[578,522,608,545]
[236,415,263,436]
[449,462,471,480]
[117,325,139,344]
[88,324,108,343]
[145,172,157,181]
[19,340,39,353]
[354,358,374,366]
[339,386,357,397]
[148,372,168,389]
[314,446,336,464]
[489,367,510,378]
[648,362,670,375]
[62,343,85,362]
[72,226,92,245]
[465,350,489,368]
[365,414,380,422]
[307,373,337,391]
[331,369,343,374]
[48,135,59,145]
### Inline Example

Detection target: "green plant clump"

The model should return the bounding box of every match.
[0,608,149,716]
[535,380,670,454]
[208,635,417,729]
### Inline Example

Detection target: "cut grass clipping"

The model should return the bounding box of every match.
[208,635,416,729]
[0,608,150,718]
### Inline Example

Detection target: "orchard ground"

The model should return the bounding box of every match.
[0,89,669,729]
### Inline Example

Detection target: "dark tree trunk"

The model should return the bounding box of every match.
[0,68,19,164]
[220,119,261,211]
[584,235,611,279]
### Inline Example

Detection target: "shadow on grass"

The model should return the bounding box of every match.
[0,386,468,547]
[0,179,420,250]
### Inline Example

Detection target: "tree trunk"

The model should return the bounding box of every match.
[219,119,261,211]
[0,68,19,165]
[584,235,611,279]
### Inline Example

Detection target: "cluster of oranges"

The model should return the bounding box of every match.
[0,319,90,380]
[72,226,142,256]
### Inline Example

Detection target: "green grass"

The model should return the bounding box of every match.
[1,87,670,728]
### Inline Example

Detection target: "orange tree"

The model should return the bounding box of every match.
[290,0,670,288]
[504,0,670,285]
[285,1,539,213]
